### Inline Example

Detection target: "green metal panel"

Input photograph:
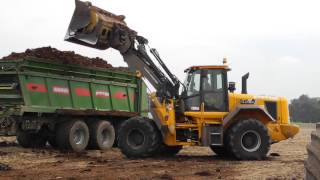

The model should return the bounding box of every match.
[110,86,130,111]
[46,78,72,108]
[22,58,137,84]
[140,81,149,117]
[70,81,93,109]
[91,83,111,110]
[0,58,147,117]
[0,74,22,105]
[22,75,50,106]
[128,87,136,112]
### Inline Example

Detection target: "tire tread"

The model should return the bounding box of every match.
[226,119,270,160]
[118,117,161,158]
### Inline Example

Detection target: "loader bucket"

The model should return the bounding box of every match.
[65,0,136,52]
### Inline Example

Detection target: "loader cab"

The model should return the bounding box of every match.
[181,66,230,112]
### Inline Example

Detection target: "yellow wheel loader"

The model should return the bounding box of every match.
[65,0,300,160]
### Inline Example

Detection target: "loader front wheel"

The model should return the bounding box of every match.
[226,119,270,160]
[157,144,182,156]
[118,117,161,158]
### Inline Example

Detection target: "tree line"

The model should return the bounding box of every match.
[289,95,320,123]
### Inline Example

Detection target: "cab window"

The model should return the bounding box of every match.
[201,69,227,112]
[202,70,223,92]
[186,70,201,96]
[182,70,201,111]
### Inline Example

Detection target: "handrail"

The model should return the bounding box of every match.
[20,64,134,82]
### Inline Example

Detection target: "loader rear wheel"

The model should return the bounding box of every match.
[210,131,232,157]
[305,123,320,180]
[17,131,46,148]
[118,117,161,158]
[56,120,89,152]
[88,120,115,150]
[157,144,182,157]
[210,146,230,157]
[226,119,270,160]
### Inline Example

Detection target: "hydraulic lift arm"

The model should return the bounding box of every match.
[65,0,181,99]
[122,36,181,99]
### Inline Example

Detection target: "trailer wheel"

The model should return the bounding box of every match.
[88,121,115,150]
[157,144,182,157]
[47,136,58,148]
[17,131,46,148]
[226,119,270,160]
[56,120,89,152]
[118,117,161,158]
[305,123,320,180]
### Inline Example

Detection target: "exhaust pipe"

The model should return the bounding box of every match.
[241,72,249,94]
[65,0,136,52]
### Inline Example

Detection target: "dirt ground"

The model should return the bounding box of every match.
[0,124,314,180]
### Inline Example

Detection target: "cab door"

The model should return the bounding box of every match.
[201,69,228,112]
[183,70,201,111]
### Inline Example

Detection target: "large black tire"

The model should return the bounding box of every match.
[47,136,58,148]
[157,144,182,157]
[118,117,162,158]
[210,146,230,157]
[112,121,121,147]
[210,130,233,157]
[305,123,320,180]
[17,131,47,148]
[56,120,89,152]
[88,120,115,150]
[226,119,270,160]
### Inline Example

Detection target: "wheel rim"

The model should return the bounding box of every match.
[101,129,111,145]
[74,128,85,145]
[127,129,145,149]
[240,130,261,152]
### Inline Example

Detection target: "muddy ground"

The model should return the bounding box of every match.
[0,124,314,180]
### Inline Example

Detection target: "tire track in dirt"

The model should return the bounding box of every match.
[0,125,313,180]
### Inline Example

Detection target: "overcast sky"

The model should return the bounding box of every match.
[1,0,319,100]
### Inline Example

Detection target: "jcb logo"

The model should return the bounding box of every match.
[240,99,256,104]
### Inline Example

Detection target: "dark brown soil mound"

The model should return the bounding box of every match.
[1,47,128,71]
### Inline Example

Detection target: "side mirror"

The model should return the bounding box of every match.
[228,82,236,93]
[180,88,187,98]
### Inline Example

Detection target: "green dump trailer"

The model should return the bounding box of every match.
[0,57,149,152]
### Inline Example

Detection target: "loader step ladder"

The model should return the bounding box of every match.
[210,131,223,146]
[202,124,223,146]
